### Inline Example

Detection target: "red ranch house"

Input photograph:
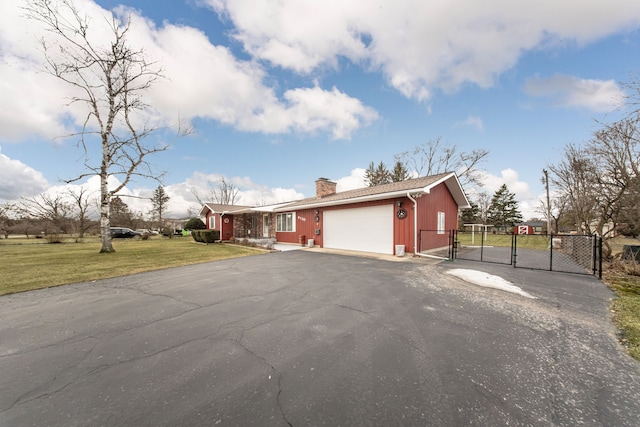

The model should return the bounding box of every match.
[199,172,470,256]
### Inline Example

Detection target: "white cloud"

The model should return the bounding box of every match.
[453,116,484,131]
[0,0,377,142]
[335,168,367,191]
[207,0,640,101]
[523,74,625,112]
[0,146,49,200]
[478,168,540,220]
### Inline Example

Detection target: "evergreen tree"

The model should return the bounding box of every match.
[364,161,376,186]
[110,197,133,227]
[390,159,410,182]
[150,185,171,225]
[486,184,523,229]
[459,201,480,226]
[364,161,391,186]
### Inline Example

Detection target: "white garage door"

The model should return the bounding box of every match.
[323,205,394,254]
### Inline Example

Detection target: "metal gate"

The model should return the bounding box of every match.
[447,231,602,278]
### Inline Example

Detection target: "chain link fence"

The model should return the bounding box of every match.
[425,230,602,277]
[418,230,455,259]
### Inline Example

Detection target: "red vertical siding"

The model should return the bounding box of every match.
[393,196,414,253]
[296,209,320,246]
[416,183,458,251]
[275,209,320,245]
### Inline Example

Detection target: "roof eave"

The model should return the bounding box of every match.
[273,188,429,211]
[423,172,471,209]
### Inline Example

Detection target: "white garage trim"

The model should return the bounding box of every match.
[323,205,394,254]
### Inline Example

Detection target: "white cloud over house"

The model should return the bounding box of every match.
[206,0,640,100]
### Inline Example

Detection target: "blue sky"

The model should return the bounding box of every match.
[2,0,640,219]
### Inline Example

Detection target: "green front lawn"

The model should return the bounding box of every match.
[0,237,263,296]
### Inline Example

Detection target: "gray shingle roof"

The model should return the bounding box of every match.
[198,172,470,215]
[199,203,254,216]
[277,172,467,210]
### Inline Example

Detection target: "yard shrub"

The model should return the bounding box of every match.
[184,217,206,230]
[192,230,219,243]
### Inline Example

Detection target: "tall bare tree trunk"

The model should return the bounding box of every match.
[100,159,114,253]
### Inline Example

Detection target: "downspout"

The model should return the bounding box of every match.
[407,192,419,256]
[408,191,448,260]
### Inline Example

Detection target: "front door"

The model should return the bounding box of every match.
[263,214,269,237]
[221,214,233,240]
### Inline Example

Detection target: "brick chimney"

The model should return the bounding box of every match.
[315,177,337,197]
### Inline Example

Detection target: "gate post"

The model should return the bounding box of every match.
[597,235,603,279]
[549,234,554,271]
[450,229,457,259]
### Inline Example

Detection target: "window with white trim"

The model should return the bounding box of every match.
[276,212,296,232]
[209,215,215,229]
[437,211,445,234]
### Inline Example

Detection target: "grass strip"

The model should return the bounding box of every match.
[604,269,640,360]
[0,237,262,296]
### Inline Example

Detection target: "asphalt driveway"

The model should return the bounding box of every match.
[1,251,639,426]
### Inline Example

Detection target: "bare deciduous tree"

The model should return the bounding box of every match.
[24,0,186,252]
[588,117,640,238]
[192,178,240,206]
[396,137,489,187]
[66,187,95,238]
[212,178,240,205]
[548,143,599,234]
[475,192,491,224]
[0,203,14,239]
[17,193,73,235]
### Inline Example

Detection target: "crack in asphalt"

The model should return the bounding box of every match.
[333,303,430,358]
[1,337,99,412]
[100,283,204,309]
[230,334,293,427]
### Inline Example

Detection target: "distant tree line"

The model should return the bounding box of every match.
[0,185,187,241]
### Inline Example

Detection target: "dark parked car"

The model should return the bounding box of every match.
[110,227,142,238]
